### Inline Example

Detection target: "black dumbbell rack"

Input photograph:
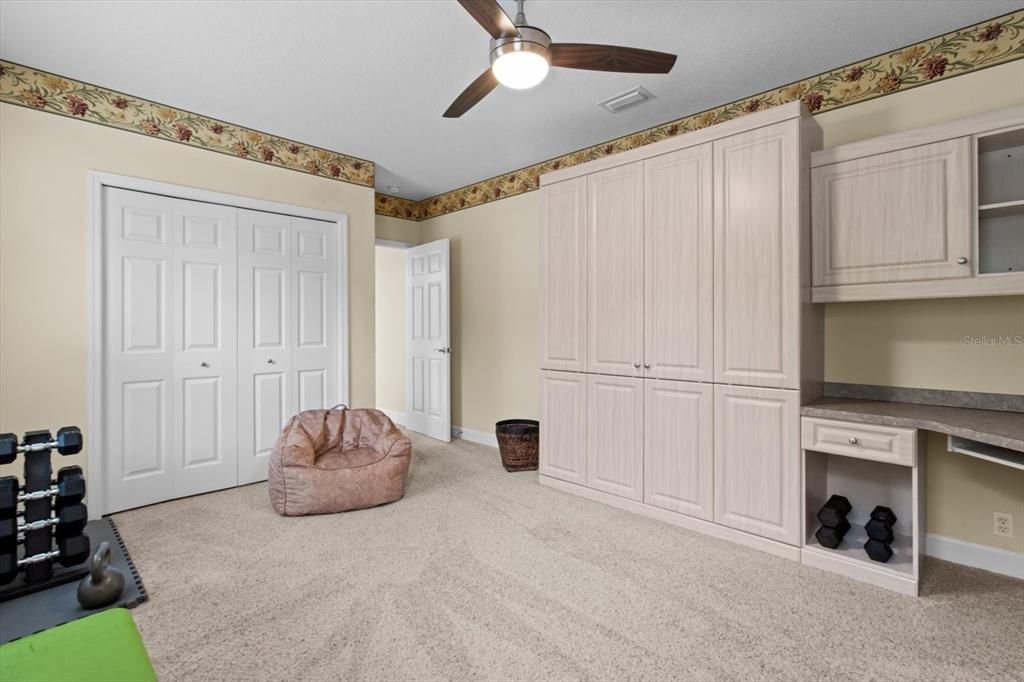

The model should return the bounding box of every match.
[0,427,91,602]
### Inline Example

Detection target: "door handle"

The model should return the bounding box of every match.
[200,362,209,368]
[434,347,451,354]
[643,363,651,370]
[267,359,276,365]
[633,362,641,369]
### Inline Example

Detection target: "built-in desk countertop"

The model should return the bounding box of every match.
[801,397,1024,453]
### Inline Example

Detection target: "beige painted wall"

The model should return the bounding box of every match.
[0,103,377,480]
[416,60,1024,552]
[376,214,421,244]
[419,192,541,433]
[374,244,408,416]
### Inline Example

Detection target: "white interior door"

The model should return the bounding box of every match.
[291,217,339,416]
[103,188,238,512]
[405,238,451,441]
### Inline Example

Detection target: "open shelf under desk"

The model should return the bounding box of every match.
[804,525,915,578]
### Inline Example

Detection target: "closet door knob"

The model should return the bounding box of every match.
[267,359,276,365]
[643,363,651,369]
[848,436,858,445]
[957,257,968,265]
[200,362,209,368]
[633,362,641,369]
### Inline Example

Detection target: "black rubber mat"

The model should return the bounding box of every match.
[0,518,148,643]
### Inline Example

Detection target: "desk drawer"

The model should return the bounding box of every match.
[801,417,917,466]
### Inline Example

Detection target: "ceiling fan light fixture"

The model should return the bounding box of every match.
[489,26,551,90]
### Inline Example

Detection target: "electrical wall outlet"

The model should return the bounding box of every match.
[994,512,1013,538]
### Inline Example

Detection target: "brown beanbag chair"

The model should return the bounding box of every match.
[268,407,412,516]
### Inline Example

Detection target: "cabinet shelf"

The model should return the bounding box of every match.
[803,525,915,578]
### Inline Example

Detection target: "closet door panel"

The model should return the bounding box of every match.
[587,162,644,377]
[540,177,587,371]
[586,374,643,500]
[291,216,338,413]
[238,209,294,485]
[644,379,713,519]
[539,370,587,485]
[714,120,800,389]
[172,199,238,498]
[644,144,713,381]
[714,384,800,545]
[104,188,176,513]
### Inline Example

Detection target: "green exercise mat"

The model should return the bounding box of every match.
[0,607,156,682]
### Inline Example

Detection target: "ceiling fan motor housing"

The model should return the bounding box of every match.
[489,26,552,66]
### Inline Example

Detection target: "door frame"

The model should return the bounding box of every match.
[87,171,350,517]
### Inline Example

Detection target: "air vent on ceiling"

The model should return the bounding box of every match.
[597,86,653,114]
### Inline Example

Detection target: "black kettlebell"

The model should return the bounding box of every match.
[77,541,125,609]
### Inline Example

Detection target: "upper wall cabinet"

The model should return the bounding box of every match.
[810,106,1024,302]
[540,177,587,371]
[714,119,801,390]
[587,162,645,377]
[644,144,713,382]
[812,138,971,286]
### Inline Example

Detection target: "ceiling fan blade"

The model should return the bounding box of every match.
[550,43,677,73]
[443,68,500,118]
[457,0,520,39]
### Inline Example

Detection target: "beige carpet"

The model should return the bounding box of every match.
[115,432,1024,682]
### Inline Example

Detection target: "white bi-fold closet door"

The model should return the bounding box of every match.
[237,209,338,484]
[103,187,338,513]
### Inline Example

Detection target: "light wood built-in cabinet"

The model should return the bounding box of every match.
[644,145,713,382]
[644,380,713,519]
[539,177,587,371]
[714,384,800,544]
[810,106,1024,302]
[538,102,823,560]
[714,120,801,390]
[586,374,644,500]
[587,163,644,377]
[538,370,586,485]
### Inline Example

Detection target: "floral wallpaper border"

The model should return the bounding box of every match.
[1,9,1019,218]
[379,9,1023,222]
[0,60,374,187]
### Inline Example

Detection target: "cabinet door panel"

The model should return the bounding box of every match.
[714,385,799,545]
[644,145,713,381]
[586,374,643,500]
[714,120,800,389]
[812,138,971,286]
[539,370,586,485]
[587,163,644,376]
[540,178,587,371]
[644,380,712,519]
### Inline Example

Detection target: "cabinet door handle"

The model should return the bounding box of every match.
[957,257,968,265]
[848,436,858,445]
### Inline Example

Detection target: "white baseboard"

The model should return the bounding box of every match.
[453,425,498,448]
[926,533,1024,580]
[379,409,406,426]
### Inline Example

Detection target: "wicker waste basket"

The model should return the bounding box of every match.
[495,419,539,472]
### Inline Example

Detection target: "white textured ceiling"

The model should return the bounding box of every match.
[1,1,1017,199]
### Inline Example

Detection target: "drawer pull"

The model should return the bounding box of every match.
[849,436,858,445]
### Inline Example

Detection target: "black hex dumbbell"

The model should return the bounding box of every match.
[0,477,17,519]
[55,467,86,507]
[863,506,898,563]
[817,494,852,529]
[815,494,852,549]
[0,434,17,465]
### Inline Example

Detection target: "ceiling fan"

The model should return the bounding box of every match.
[444,0,677,117]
